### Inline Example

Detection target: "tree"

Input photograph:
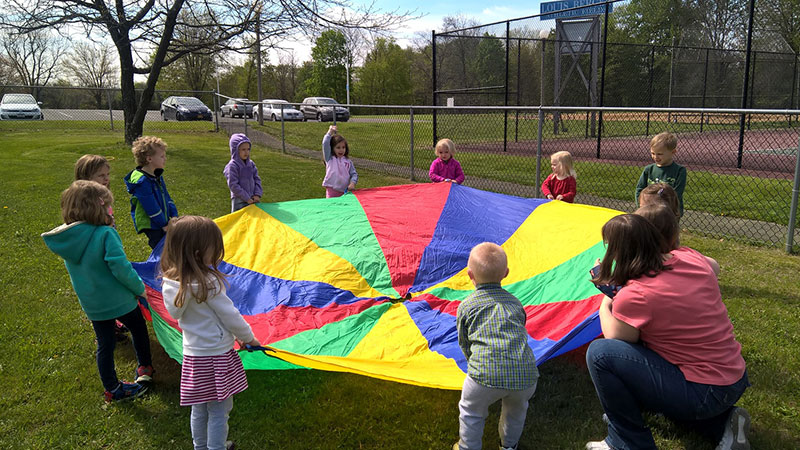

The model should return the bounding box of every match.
[1,28,66,96]
[306,30,348,100]
[354,38,412,106]
[4,0,411,143]
[473,33,505,88]
[64,42,118,108]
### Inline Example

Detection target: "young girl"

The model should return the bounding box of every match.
[638,182,680,217]
[541,150,577,203]
[429,138,465,184]
[160,215,260,450]
[322,125,358,198]
[585,213,748,450]
[42,180,153,402]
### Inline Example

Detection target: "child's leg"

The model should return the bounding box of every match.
[191,402,210,450]
[325,187,343,198]
[143,228,166,249]
[206,397,234,450]
[498,381,538,449]
[458,376,504,450]
[90,319,119,391]
[231,198,248,213]
[117,306,152,368]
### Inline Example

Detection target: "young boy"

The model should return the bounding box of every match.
[635,131,687,216]
[454,242,539,450]
[223,133,262,212]
[124,136,179,249]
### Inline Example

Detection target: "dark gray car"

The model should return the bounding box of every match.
[300,97,349,122]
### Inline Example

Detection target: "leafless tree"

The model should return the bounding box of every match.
[64,42,118,108]
[1,28,66,97]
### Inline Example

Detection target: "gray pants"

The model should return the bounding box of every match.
[456,375,538,450]
[231,198,249,213]
[191,397,233,450]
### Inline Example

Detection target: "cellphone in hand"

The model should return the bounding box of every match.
[590,264,622,298]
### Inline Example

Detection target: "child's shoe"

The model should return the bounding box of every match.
[104,381,148,403]
[225,441,235,450]
[114,321,129,342]
[585,440,611,450]
[134,365,154,384]
[715,407,751,450]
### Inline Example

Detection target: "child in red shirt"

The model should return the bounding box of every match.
[541,151,576,203]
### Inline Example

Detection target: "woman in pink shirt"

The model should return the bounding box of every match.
[585,213,750,450]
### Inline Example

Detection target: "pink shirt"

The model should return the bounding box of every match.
[612,247,745,385]
[429,158,465,184]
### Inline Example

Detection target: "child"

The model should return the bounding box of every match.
[42,180,153,403]
[223,133,262,213]
[541,150,576,203]
[454,242,539,450]
[429,138,465,184]
[160,215,260,450]
[124,136,179,249]
[635,132,687,216]
[638,182,680,218]
[322,125,358,198]
[635,203,718,274]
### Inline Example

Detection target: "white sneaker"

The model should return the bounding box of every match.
[585,440,611,450]
[715,407,751,450]
[499,444,518,450]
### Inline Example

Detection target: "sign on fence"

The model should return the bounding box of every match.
[540,0,612,21]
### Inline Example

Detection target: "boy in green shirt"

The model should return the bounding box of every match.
[635,132,687,215]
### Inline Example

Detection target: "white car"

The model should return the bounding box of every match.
[0,93,44,120]
[253,100,303,122]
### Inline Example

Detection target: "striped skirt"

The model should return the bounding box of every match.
[180,349,248,406]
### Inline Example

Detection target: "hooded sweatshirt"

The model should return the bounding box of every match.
[124,167,178,233]
[161,277,255,357]
[41,222,145,321]
[223,133,262,201]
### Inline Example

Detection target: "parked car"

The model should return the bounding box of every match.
[160,96,212,121]
[220,98,253,118]
[0,93,43,120]
[300,97,350,122]
[253,100,303,122]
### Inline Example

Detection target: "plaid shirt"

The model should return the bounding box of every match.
[457,283,539,390]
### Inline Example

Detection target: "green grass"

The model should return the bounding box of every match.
[1,127,799,449]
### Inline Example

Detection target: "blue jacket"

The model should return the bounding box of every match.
[42,222,145,321]
[223,133,262,201]
[124,167,178,233]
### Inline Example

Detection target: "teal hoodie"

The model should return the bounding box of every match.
[42,222,145,321]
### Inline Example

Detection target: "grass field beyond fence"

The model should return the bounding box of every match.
[0,126,798,449]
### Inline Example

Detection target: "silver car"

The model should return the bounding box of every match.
[220,98,253,118]
[0,93,44,120]
[253,100,303,122]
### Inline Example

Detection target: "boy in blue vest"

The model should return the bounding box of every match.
[454,242,539,450]
[635,132,687,216]
[124,136,178,249]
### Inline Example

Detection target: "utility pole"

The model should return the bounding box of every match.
[255,5,264,125]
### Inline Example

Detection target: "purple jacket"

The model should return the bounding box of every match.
[429,157,465,184]
[223,133,263,201]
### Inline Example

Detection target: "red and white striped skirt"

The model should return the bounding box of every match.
[180,349,248,406]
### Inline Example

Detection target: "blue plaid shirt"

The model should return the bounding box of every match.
[457,283,539,390]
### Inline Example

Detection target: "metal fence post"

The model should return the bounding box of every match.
[786,137,800,253]
[106,89,114,131]
[536,108,544,198]
[410,107,415,181]
[280,104,286,154]
[213,91,219,132]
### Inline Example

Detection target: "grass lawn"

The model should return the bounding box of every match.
[1,126,798,449]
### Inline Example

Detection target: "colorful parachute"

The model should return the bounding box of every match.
[133,183,621,390]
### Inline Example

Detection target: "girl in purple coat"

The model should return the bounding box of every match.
[224,134,262,212]
[429,138,465,184]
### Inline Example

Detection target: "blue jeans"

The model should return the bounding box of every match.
[231,198,249,213]
[586,339,749,450]
[91,305,152,391]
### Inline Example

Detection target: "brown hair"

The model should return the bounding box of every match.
[639,183,679,216]
[591,214,670,286]
[74,155,110,181]
[132,136,167,167]
[650,131,677,152]
[468,242,508,284]
[160,215,227,307]
[635,204,679,251]
[435,138,456,155]
[330,135,350,158]
[60,180,114,226]
[550,150,576,178]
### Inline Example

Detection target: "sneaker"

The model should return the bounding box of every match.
[114,321,129,342]
[104,381,148,403]
[585,440,611,450]
[225,441,235,450]
[452,443,460,450]
[500,444,518,450]
[715,407,751,450]
[134,365,154,384]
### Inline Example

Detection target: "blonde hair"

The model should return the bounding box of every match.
[60,180,114,226]
[551,151,577,178]
[650,132,677,152]
[468,242,508,284]
[74,155,110,181]
[132,136,167,167]
[160,215,227,308]
[435,138,456,155]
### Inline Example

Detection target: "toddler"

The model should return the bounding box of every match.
[42,180,153,402]
[454,242,539,450]
[635,131,687,215]
[322,125,358,198]
[161,215,260,450]
[124,136,179,249]
[224,133,262,213]
[541,150,576,203]
[638,182,680,218]
[429,138,465,184]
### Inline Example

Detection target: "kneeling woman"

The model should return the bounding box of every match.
[586,212,749,450]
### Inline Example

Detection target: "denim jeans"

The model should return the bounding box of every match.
[191,397,234,450]
[91,305,152,391]
[231,198,249,213]
[586,339,749,450]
